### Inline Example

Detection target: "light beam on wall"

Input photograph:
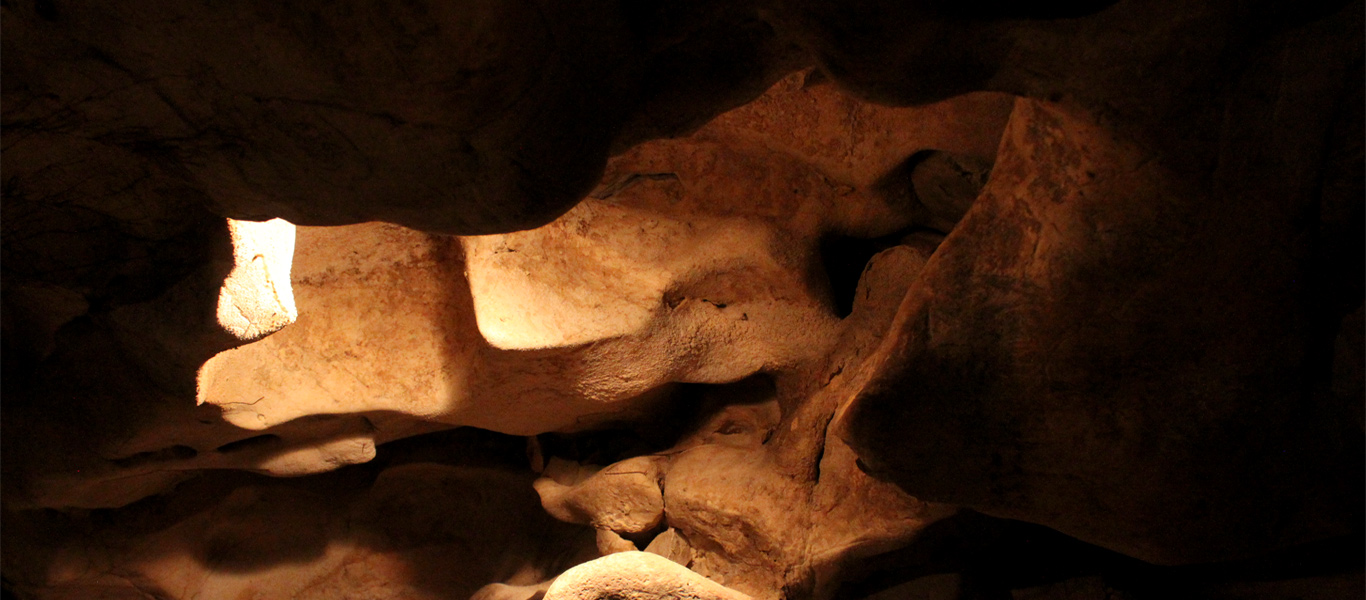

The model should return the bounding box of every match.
[216,218,298,341]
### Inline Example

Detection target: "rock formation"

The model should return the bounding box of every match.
[2,0,1361,598]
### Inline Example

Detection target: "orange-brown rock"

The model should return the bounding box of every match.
[2,0,1361,598]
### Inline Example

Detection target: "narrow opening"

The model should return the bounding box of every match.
[109,445,199,469]
[817,148,993,318]
[215,434,282,454]
[820,232,910,318]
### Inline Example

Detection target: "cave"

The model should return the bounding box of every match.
[1,1,1362,599]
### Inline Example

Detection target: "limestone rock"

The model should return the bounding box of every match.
[3,70,1013,510]
[2,0,1362,598]
[544,552,754,600]
[836,1,1365,564]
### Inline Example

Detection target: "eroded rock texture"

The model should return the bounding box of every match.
[2,0,1362,599]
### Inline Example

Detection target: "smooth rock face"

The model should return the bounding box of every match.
[544,552,754,600]
[2,0,1362,599]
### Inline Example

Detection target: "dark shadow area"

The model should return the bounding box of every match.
[536,372,779,465]
[3,423,598,599]
[109,445,199,468]
[833,510,1366,600]
[919,0,1120,20]
[820,147,994,318]
[820,232,913,318]
[214,434,282,455]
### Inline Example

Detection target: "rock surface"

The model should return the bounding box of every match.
[835,0,1365,565]
[544,552,754,600]
[2,0,1362,598]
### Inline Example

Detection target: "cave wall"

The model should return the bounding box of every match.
[2,0,1362,598]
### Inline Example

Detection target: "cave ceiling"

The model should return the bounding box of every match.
[1,0,1363,599]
